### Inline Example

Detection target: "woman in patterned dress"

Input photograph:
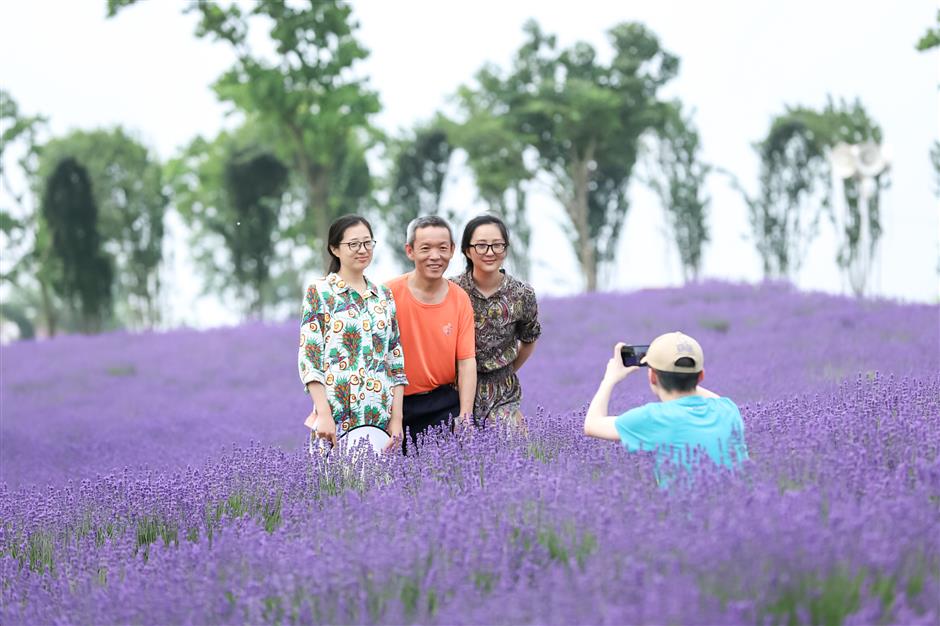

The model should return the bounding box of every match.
[454,214,541,429]
[298,215,408,451]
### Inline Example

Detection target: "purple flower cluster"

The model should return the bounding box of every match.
[1,282,938,624]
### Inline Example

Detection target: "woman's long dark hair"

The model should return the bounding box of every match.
[461,214,510,273]
[327,214,373,274]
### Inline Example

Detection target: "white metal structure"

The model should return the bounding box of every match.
[828,142,889,296]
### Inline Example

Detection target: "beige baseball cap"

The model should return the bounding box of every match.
[640,331,704,373]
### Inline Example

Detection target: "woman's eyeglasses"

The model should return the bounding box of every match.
[470,242,508,255]
[339,240,377,252]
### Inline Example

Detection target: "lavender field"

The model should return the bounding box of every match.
[2,282,938,625]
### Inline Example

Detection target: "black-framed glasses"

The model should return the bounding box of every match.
[470,242,508,255]
[339,239,376,252]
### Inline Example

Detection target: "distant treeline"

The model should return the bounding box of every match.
[2,2,936,339]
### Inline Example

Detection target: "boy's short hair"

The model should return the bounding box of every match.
[653,357,699,392]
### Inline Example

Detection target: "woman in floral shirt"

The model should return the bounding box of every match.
[454,214,541,429]
[299,215,408,450]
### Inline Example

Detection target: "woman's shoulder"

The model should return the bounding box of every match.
[504,273,537,298]
[304,274,338,303]
[450,271,473,291]
[307,273,336,289]
[377,282,396,300]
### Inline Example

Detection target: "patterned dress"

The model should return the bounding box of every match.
[298,273,408,433]
[453,270,541,425]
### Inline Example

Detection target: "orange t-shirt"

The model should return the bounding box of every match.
[386,274,476,395]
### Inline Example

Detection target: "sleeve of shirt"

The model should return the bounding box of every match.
[383,287,408,387]
[516,284,542,343]
[298,284,327,390]
[455,289,476,361]
[613,404,661,452]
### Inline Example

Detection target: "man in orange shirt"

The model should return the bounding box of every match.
[387,215,476,451]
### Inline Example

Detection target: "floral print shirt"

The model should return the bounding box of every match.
[298,273,408,432]
[453,271,541,375]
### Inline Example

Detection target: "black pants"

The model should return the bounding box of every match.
[402,385,460,454]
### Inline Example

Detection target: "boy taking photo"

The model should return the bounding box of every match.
[583,332,748,485]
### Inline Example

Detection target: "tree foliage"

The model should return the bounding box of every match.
[167,128,290,319]
[223,149,289,317]
[931,143,940,198]
[916,10,940,196]
[735,98,886,291]
[109,0,379,275]
[0,90,46,283]
[36,128,166,327]
[645,102,710,282]
[0,90,60,337]
[461,21,678,291]
[450,86,533,279]
[40,158,113,332]
[386,119,454,269]
[915,9,940,51]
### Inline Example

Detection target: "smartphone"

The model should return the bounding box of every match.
[620,344,650,367]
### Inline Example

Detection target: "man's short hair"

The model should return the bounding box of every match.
[407,215,454,246]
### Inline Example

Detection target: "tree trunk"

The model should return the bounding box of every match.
[307,169,331,274]
[485,187,530,282]
[39,279,56,337]
[290,125,332,275]
[566,144,597,292]
[250,263,264,321]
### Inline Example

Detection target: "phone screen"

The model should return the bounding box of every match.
[621,344,650,367]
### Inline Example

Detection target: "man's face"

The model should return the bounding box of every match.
[406,226,454,281]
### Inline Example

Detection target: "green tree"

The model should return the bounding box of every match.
[645,102,710,282]
[40,158,113,332]
[450,85,533,279]
[167,128,290,319]
[109,0,380,271]
[917,10,940,195]
[733,111,827,280]
[817,100,887,296]
[466,21,678,291]
[223,149,289,318]
[0,90,57,337]
[915,9,940,51]
[0,90,45,259]
[931,143,940,197]
[386,119,454,269]
[36,128,166,328]
[733,99,886,291]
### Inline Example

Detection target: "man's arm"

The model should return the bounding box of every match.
[456,357,477,423]
[583,343,638,441]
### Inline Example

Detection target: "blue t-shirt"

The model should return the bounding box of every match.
[614,396,748,485]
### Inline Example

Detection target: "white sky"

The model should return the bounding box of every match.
[1,0,938,328]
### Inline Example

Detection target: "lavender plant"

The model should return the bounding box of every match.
[1,283,937,624]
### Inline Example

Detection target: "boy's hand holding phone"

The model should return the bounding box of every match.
[620,343,650,367]
[604,342,640,385]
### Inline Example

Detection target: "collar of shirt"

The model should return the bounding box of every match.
[462,269,508,299]
[327,272,379,298]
